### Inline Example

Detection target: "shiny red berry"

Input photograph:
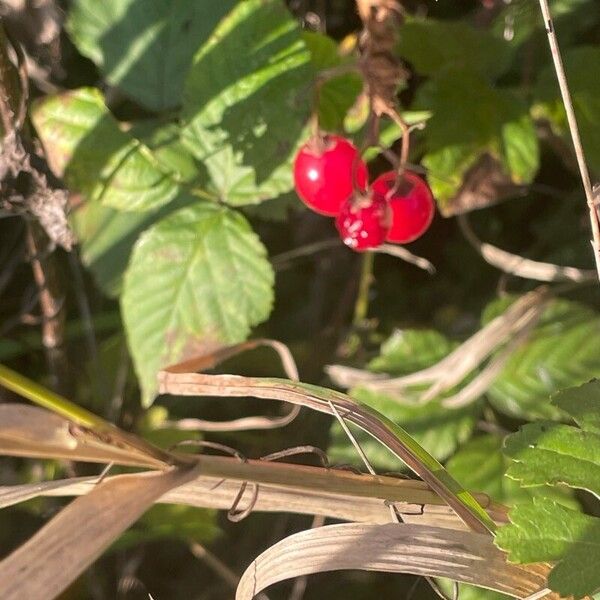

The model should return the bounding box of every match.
[293,134,368,216]
[335,192,390,251]
[372,170,435,244]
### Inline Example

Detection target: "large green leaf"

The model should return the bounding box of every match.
[486,298,600,421]
[496,499,600,598]
[31,88,180,212]
[328,330,480,469]
[181,0,313,206]
[70,192,194,297]
[67,0,235,111]
[121,203,274,405]
[535,46,600,173]
[446,434,575,507]
[398,19,512,80]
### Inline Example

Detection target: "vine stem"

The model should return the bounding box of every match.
[353,251,375,326]
[537,0,600,280]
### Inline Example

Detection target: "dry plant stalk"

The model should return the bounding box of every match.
[536,0,600,280]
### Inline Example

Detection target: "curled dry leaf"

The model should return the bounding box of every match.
[235,522,556,600]
[459,215,597,283]
[326,287,549,401]
[0,467,199,600]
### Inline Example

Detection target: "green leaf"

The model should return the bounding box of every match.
[504,421,600,497]
[398,19,512,80]
[67,0,235,111]
[487,298,600,421]
[115,504,219,550]
[500,114,540,184]
[181,0,313,206]
[302,31,362,132]
[31,88,180,212]
[328,330,479,468]
[368,329,456,374]
[446,434,575,508]
[436,580,508,600]
[496,498,600,598]
[121,203,274,405]
[70,193,194,297]
[536,46,600,173]
[416,69,539,209]
[553,380,600,434]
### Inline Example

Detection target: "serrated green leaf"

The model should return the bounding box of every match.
[398,19,512,80]
[121,203,274,405]
[447,434,575,508]
[553,380,600,434]
[504,421,600,496]
[496,498,600,598]
[486,298,600,421]
[329,329,479,468]
[67,0,235,111]
[31,88,180,213]
[71,193,194,297]
[181,0,313,206]
[536,46,600,173]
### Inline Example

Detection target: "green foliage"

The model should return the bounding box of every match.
[535,46,600,172]
[398,19,512,79]
[485,298,600,421]
[446,434,575,508]
[121,203,274,405]
[497,382,600,598]
[496,499,600,598]
[302,32,363,132]
[115,504,219,550]
[181,0,313,206]
[67,0,235,111]
[328,330,480,468]
[31,88,181,212]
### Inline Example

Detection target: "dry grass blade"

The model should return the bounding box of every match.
[163,339,301,432]
[0,467,507,529]
[458,215,596,282]
[0,404,167,468]
[0,467,198,600]
[327,287,549,398]
[158,345,496,534]
[235,523,556,600]
[374,244,436,274]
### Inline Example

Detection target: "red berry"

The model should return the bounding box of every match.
[335,192,390,251]
[293,134,368,216]
[372,170,435,244]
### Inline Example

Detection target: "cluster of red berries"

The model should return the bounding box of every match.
[293,134,435,251]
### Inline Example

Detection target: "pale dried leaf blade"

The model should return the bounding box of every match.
[0,404,164,467]
[0,467,198,600]
[159,344,497,534]
[235,523,555,600]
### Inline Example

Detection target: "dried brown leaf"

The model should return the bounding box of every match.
[0,467,198,600]
[235,522,556,600]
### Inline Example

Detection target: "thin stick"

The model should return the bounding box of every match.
[537,0,600,279]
